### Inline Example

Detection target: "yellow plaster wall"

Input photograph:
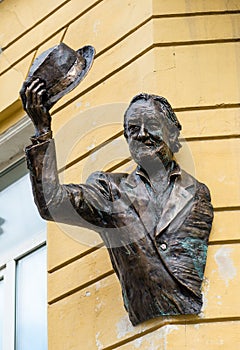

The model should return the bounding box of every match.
[1,0,240,349]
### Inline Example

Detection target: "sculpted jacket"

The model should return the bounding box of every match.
[26,137,213,325]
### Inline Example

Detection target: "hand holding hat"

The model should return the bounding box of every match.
[20,43,95,136]
[23,78,52,137]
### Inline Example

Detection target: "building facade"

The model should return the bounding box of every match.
[0,0,240,349]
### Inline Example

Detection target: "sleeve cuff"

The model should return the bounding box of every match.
[30,130,53,144]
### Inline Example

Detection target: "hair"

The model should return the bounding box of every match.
[124,93,182,153]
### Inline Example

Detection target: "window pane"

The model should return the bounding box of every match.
[16,246,47,350]
[0,174,46,261]
[0,278,4,350]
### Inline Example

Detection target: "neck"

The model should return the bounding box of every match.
[140,155,173,186]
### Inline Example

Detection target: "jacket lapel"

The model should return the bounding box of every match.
[124,167,196,239]
[124,170,158,235]
[155,175,195,237]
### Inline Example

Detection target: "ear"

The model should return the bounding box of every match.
[123,123,129,141]
[169,133,182,153]
[124,130,128,140]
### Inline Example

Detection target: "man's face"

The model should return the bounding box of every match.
[125,99,172,167]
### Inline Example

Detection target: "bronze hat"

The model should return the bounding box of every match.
[20,42,95,110]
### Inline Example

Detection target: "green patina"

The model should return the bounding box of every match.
[181,237,207,279]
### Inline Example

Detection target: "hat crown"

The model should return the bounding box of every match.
[28,43,84,89]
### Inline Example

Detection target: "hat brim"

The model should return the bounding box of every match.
[46,45,95,109]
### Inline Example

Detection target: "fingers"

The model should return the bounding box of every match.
[21,78,51,135]
[32,82,45,106]
[36,88,46,107]
[25,79,40,106]
[28,78,41,91]
[25,78,46,107]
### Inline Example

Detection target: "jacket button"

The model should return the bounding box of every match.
[160,243,167,251]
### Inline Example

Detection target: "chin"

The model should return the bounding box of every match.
[133,152,173,173]
[130,146,152,163]
[129,141,172,166]
[131,151,161,168]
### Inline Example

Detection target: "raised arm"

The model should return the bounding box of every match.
[21,79,113,229]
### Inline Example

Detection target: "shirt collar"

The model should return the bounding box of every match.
[135,160,181,187]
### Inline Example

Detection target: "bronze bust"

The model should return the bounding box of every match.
[20,43,213,326]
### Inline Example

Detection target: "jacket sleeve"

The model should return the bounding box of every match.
[25,138,115,229]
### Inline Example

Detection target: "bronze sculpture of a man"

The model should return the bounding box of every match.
[20,43,213,326]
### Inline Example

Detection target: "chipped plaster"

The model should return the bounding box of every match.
[215,247,237,287]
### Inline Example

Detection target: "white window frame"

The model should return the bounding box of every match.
[1,232,46,350]
[0,111,47,350]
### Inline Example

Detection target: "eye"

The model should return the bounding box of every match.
[128,125,140,135]
[146,122,159,129]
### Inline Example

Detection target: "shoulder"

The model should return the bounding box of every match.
[86,171,128,200]
[86,171,128,185]
[180,169,211,201]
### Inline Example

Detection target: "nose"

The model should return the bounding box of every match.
[137,124,148,140]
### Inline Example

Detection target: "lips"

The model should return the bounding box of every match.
[130,138,164,151]
[142,138,163,147]
[143,139,153,146]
